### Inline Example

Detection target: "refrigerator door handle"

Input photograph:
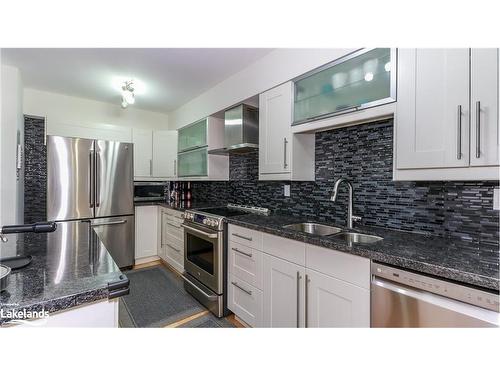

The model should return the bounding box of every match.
[95,151,100,207]
[89,151,94,208]
[91,220,127,227]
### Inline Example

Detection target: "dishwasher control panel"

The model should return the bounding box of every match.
[372,262,499,312]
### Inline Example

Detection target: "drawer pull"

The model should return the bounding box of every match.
[231,281,252,295]
[232,247,252,258]
[232,233,252,241]
[167,244,181,253]
[167,222,182,229]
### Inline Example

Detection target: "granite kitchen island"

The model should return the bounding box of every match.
[0,221,128,327]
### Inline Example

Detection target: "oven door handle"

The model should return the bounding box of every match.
[180,274,218,301]
[181,224,218,239]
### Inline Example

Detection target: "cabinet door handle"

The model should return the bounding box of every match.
[232,233,252,241]
[457,105,462,160]
[232,247,252,258]
[305,274,309,328]
[231,281,252,295]
[173,159,177,176]
[296,271,301,328]
[160,215,164,247]
[150,159,153,175]
[167,244,181,252]
[476,101,481,158]
[283,137,288,169]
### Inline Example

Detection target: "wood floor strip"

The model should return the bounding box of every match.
[132,260,162,270]
[164,310,210,328]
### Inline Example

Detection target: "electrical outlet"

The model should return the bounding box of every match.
[284,184,291,197]
[494,188,500,210]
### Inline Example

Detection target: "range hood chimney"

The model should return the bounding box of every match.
[208,104,259,155]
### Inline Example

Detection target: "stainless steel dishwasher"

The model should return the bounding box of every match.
[371,262,500,327]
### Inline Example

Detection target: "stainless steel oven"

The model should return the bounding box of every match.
[183,222,223,294]
[181,210,228,318]
[181,205,269,318]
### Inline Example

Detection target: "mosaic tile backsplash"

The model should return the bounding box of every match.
[191,119,499,245]
[23,115,498,244]
[24,116,47,224]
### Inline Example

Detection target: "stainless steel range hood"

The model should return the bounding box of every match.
[208,104,259,155]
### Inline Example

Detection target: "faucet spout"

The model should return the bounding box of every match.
[330,178,360,229]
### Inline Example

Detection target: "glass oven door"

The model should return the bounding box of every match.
[183,223,222,294]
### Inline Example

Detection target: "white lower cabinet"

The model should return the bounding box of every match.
[159,207,184,273]
[228,273,263,327]
[227,224,371,328]
[228,241,263,289]
[306,269,370,328]
[135,205,159,261]
[262,254,305,328]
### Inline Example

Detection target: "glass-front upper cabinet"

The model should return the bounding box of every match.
[178,118,207,152]
[177,147,208,177]
[293,48,397,125]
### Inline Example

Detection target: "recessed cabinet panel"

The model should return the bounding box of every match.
[259,82,293,175]
[470,48,499,167]
[132,129,153,177]
[152,130,177,178]
[396,49,470,169]
[262,254,305,328]
[306,269,370,328]
[293,48,396,125]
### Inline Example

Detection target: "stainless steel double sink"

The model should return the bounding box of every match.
[282,222,383,244]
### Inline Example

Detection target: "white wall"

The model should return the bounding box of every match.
[169,48,356,129]
[1,64,24,226]
[23,88,169,142]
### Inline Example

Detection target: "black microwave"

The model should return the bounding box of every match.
[134,181,167,202]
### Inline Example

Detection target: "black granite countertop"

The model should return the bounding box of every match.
[0,221,126,325]
[226,214,500,291]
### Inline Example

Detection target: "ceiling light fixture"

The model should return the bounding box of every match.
[121,80,135,109]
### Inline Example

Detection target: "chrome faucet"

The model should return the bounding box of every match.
[330,178,361,229]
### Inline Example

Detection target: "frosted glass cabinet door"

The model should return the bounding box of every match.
[177,147,208,177]
[293,48,396,124]
[178,119,207,152]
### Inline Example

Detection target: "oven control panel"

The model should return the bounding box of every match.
[184,211,222,230]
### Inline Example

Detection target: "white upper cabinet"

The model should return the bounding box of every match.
[470,49,499,167]
[133,128,179,180]
[152,130,178,178]
[132,128,153,178]
[396,49,470,169]
[259,82,293,175]
[395,48,499,181]
[259,82,315,181]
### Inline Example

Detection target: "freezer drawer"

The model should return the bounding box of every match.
[91,216,134,269]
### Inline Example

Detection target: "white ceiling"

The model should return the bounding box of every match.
[2,48,273,114]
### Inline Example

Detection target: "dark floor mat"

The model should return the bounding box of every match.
[179,313,236,328]
[120,266,205,328]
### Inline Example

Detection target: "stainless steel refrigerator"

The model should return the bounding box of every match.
[47,135,135,268]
